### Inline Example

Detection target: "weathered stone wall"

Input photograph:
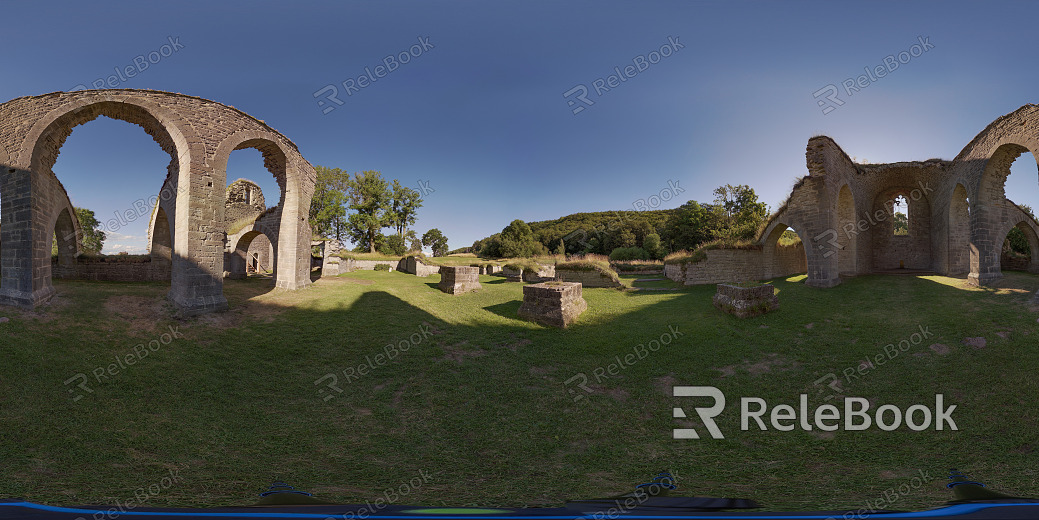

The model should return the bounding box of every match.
[343,259,397,271]
[684,249,763,285]
[396,256,440,277]
[52,256,171,282]
[518,281,587,328]
[438,266,481,294]
[664,263,685,283]
[225,178,266,225]
[0,89,316,315]
[555,268,622,288]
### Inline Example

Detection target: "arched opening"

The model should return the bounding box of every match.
[763,223,807,281]
[892,195,909,235]
[150,206,173,262]
[44,112,176,288]
[872,188,931,271]
[1002,221,1039,273]
[214,137,293,288]
[229,230,276,280]
[973,144,1039,284]
[948,184,970,275]
[836,185,857,276]
[51,207,79,279]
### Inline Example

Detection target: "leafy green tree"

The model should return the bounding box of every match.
[422,228,449,257]
[381,234,408,256]
[345,170,391,253]
[309,166,350,241]
[643,232,661,259]
[554,239,565,256]
[662,200,716,251]
[76,207,106,253]
[388,180,423,237]
[712,184,769,240]
[499,219,545,258]
[893,212,909,236]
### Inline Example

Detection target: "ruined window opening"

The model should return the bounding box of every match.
[893,195,909,236]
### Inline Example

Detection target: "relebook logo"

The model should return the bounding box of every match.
[672,386,958,440]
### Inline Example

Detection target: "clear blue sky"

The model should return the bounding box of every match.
[2,0,1038,253]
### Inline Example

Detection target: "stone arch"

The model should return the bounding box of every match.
[870,186,932,270]
[948,183,971,275]
[761,220,808,281]
[50,205,81,279]
[3,95,202,309]
[228,228,277,280]
[999,220,1039,273]
[836,184,857,276]
[212,131,309,290]
[149,206,173,262]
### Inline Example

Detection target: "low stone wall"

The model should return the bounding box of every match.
[52,256,171,282]
[684,249,763,285]
[667,243,807,286]
[518,281,587,328]
[397,256,441,277]
[438,266,481,294]
[342,258,397,272]
[712,283,778,318]
[555,268,622,288]
[664,263,685,283]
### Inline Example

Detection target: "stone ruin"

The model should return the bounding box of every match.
[518,281,587,328]
[0,89,316,315]
[438,266,481,294]
[312,238,342,276]
[667,105,1039,288]
[712,283,778,318]
[222,179,276,279]
[554,267,622,288]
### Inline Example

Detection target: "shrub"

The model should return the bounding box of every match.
[609,247,649,261]
[374,263,392,271]
[504,259,542,273]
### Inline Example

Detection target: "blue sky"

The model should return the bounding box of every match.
[2,0,1038,253]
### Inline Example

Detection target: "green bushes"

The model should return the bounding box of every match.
[609,247,649,261]
[556,260,620,283]
[374,263,392,271]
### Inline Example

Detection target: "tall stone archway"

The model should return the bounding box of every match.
[0,90,316,315]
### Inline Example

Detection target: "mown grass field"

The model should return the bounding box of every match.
[1,270,1037,511]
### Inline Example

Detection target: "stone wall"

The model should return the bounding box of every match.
[518,281,587,328]
[396,256,441,277]
[342,258,397,271]
[665,243,806,286]
[555,268,622,288]
[52,256,171,282]
[438,266,481,294]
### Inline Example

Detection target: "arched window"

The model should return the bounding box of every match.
[893,195,909,235]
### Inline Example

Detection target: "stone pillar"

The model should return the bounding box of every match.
[438,266,481,294]
[0,167,54,307]
[518,281,587,328]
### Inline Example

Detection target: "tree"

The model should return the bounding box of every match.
[422,228,449,257]
[76,207,106,253]
[662,200,716,251]
[381,234,408,256]
[712,184,769,240]
[388,180,423,237]
[643,232,661,259]
[554,239,565,256]
[309,166,350,241]
[893,212,909,236]
[499,219,545,258]
[345,170,391,253]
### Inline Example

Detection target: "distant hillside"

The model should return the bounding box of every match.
[527,209,675,245]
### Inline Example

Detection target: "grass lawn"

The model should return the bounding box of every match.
[1,270,1038,511]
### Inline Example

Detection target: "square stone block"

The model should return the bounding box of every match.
[438,266,481,294]
[712,283,778,318]
[518,281,588,328]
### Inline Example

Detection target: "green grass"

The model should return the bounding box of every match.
[1,271,1038,511]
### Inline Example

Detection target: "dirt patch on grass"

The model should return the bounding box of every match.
[963,337,987,349]
[654,374,678,396]
[715,353,802,378]
[440,340,485,363]
[495,333,532,351]
[104,295,168,331]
